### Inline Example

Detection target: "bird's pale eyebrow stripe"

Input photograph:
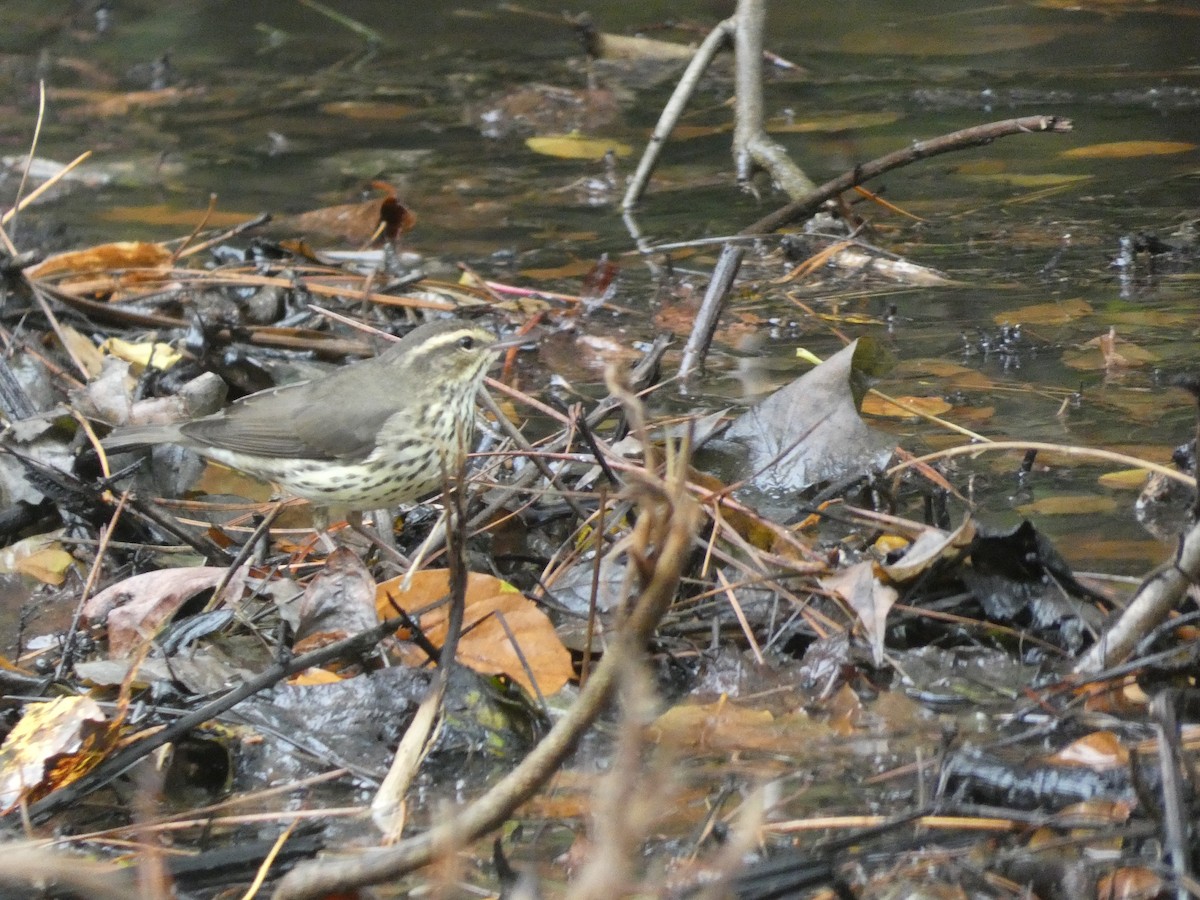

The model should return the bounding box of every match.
[408,329,492,355]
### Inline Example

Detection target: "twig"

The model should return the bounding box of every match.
[741,115,1073,234]
[677,243,744,382]
[621,17,735,209]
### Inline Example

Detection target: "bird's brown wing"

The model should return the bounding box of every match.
[179,355,405,461]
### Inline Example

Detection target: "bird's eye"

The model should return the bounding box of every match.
[457,336,475,350]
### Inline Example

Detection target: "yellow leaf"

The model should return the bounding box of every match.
[1098,469,1151,490]
[525,134,632,160]
[101,337,182,371]
[14,547,76,586]
[1062,140,1196,159]
[1015,495,1120,516]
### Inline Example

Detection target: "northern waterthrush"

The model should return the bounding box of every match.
[104,319,503,530]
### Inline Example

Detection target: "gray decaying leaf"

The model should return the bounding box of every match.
[724,340,895,493]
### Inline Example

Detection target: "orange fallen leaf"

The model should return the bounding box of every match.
[378,570,572,696]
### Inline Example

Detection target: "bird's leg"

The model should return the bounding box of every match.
[348,512,411,570]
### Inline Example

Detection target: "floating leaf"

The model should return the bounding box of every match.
[994,297,1092,326]
[861,394,952,420]
[318,101,415,121]
[1062,140,1196,159]
[1016,495,1120,516]
[958,172,1095,188]
[1098,469,1151,490]
[525,134,632,160]
[767,110,902,133]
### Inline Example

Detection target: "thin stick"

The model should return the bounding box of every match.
[741,115,1073,234]
[621,17,735,209]
[677,243,744,381]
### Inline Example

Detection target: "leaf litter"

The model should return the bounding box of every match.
[0,6,1199,899]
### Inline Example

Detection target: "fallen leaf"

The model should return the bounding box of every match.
[724,340,896,494]
[861,394,952,419]
[993,297,1092,326]
[0,696,109,812]
[1062,140,1196,159]
[820,561,897,666]
[378,570,572,696]
[525,134,632,160]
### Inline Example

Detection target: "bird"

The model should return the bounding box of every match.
[104,318,504,532]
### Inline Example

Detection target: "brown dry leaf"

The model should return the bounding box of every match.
[1062,140,1196,159]
[525,134,632,160]
[59,325,106,378]
[861,394,952,419]
[377,570,572,696]
[1095,868,1164,900]
[192,462,275,504]
[993,297,1092,326]
[83,566,244,655]
[1048,731,1129,769]
[1015,495,1120,516]
[296,548,378,652]
[26,241,172,281]
[820,561,897,666]
[318,101,416,121]
[276,187,416,246]
[0,696,109,812]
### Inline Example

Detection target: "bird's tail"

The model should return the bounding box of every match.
[103,424,185,452]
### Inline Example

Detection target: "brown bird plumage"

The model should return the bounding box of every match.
[105,319,502,529]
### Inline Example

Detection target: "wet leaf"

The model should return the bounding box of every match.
[525,134,632,160]
[650,699,829,753]
[820,561,896,666]
[724,340,896,494]
[83,567,244,655]
[882,518,977,583]
[766,110,903,133]
[1098,468,1151,490]
[0,696,109,812]
[378,570,572,696]
[0,533,77,586]
[295,548,378,655]
[993,297,1092,326]
[1016,495,1120,516]
[1062,327,1157,371]
[276,186,416,246]
[1048,731,1129,769]
[861,394,952,419]
[1095,867,1164,900]
[1062,140,1196,159]
[318,101,416,120]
